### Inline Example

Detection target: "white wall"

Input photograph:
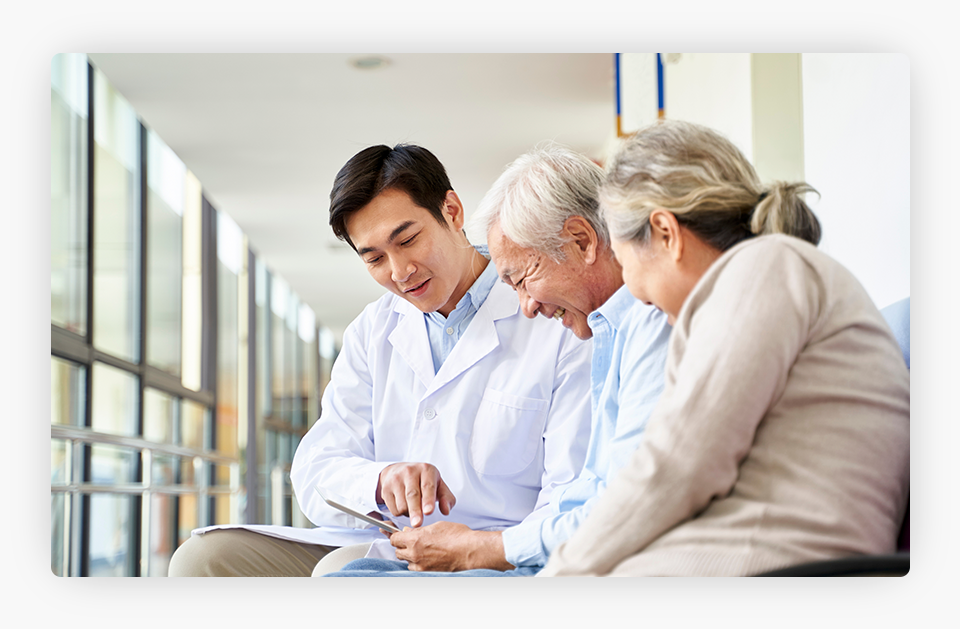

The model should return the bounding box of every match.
[802,53,910,309]
[664,53,754,161]
[751,54,805,184]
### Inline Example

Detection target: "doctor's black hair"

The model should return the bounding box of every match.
[328,144,454,251]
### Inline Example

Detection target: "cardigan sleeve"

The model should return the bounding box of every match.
[540,240,822,576]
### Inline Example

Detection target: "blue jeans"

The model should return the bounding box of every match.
[322,558,541,577]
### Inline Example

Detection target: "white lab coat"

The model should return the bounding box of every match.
[193,280,592,551]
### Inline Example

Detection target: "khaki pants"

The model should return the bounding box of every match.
[311,543,373,576]
[167,529,336,577]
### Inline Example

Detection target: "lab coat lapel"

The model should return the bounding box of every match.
[426,281,519,398]
[387,300,435,389]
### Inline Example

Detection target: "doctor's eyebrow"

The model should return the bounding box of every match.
[356,221,417,256]
[387,221,417,243]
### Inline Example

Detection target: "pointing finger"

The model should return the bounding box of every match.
[406,484,423,527]
[420,473,438,517]
[437,478,456,515]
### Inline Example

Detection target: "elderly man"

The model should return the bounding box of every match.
[169,144,592,577]
[322,144,672,577]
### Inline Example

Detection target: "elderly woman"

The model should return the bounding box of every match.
[539,120,909,577]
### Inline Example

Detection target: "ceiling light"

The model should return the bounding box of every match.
[350,56,390,70]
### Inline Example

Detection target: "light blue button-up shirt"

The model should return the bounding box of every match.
[423,245,498,374]
[500,284,672,568]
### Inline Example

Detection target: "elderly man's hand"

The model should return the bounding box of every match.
[376,462,456,527]
[389,521,514,572]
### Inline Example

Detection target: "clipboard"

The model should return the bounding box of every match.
[314,486,400,533]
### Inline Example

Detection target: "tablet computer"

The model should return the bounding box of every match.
[314,486,400,533]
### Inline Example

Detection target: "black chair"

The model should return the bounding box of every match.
[757,553,909,577]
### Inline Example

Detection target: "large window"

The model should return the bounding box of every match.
[51,53,88,336]
[51,356,85,577]
[93,67,141,363]
[146,130,185,377]
[216,211,244,525]
[252,260,320,526]
[181,172,204,392]
[50,55,327,575]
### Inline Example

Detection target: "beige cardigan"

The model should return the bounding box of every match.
[539,235,910,576]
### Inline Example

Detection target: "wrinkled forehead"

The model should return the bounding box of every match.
[487,224,540,280]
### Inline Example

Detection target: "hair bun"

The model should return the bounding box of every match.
[751,182,821,245]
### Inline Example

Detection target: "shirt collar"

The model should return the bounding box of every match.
[588,284,636,333]
[462,245,496,310]
[426,245,496,321]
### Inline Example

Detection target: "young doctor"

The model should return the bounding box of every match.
[167,144,593,577]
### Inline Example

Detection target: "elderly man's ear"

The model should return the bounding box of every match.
[562,216,599,265]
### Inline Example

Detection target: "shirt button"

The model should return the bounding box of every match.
[423,408,436,420]
[446,327,454,335]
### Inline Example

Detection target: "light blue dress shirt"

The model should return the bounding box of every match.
[423,245,498,373]
[499,284,672,568]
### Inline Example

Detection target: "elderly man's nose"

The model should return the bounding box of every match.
[518,292,540,319]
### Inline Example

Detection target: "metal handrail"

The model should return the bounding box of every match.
[51,422,244,577]
[51,424,239,466]
[49,484,234,495]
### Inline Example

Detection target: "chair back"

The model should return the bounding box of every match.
[880,296,910,552]
[881,297,910,370]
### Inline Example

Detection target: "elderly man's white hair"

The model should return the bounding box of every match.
[471,143,607,261]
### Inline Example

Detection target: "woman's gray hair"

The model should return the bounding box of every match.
[471,143,607,261]
[601,119,821,251]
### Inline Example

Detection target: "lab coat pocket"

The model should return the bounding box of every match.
[469,388,549,476]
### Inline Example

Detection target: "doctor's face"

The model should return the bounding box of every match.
[345,188,479,317]
[487,223,596,340]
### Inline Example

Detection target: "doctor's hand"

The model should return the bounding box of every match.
[376,462,456,527]
[390,522,515,572]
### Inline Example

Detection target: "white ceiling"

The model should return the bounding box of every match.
[87,53,616,340]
